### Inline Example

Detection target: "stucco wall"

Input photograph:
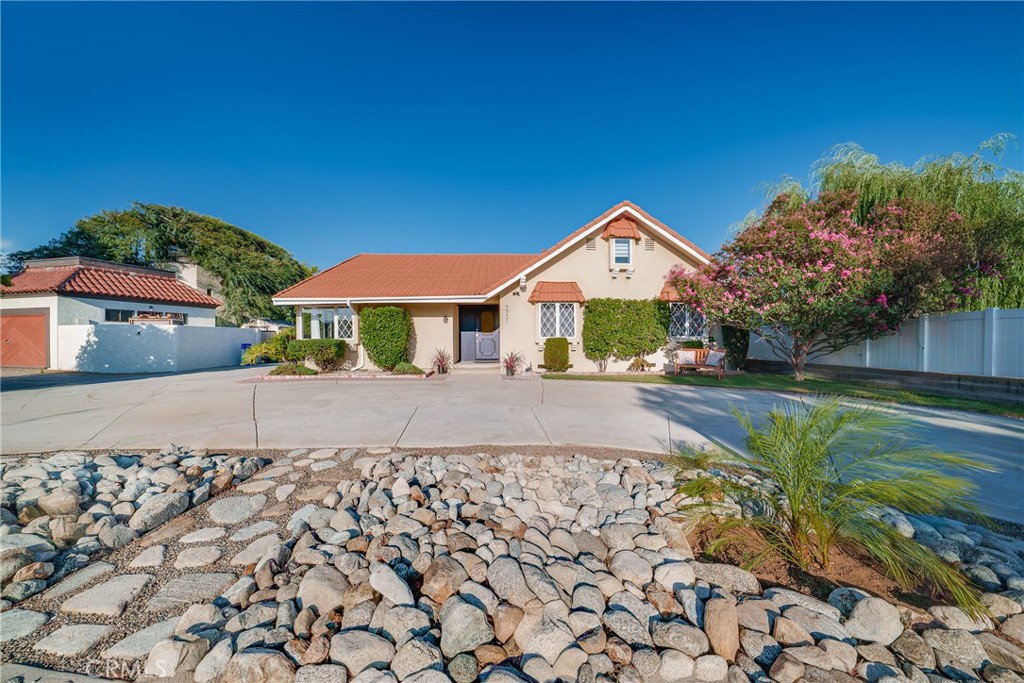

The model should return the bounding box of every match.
[499,228,703,372]
[58,296,217,326]
[57,324,264,373]
[353,303,457,371]
[0,294,60,367]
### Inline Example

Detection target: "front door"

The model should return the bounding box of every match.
[459,306,500,362]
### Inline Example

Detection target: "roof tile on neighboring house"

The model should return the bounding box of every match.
[528,281,586,303]
[1,259,222,308]
[275,254,536,300]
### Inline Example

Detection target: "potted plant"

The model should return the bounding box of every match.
[502,350,525,377]
[431,348,453,375]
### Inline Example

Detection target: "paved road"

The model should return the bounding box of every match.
[2,366,1022,522]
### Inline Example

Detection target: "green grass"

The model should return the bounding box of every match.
[541,372,1024,419]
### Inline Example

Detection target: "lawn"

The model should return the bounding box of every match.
[541,372,1024,419]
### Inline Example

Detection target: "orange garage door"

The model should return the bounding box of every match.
[0,312,48,368]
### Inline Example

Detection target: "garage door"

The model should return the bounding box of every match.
[0,312,48,368]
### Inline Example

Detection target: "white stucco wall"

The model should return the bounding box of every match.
[58,296,216,326]
[57,324,265,373]
[0,294,60,367]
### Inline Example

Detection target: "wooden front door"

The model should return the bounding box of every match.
[0,311,48,368]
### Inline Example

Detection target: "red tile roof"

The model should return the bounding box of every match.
[275,201,711,301]
[601,217,642,241]
[528,281,586,303]
[1,259,221,308]
[275,254,536,300]
[659,281,682,302]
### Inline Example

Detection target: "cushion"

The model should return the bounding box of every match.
[675,349,697,364]
[705,350,725,366]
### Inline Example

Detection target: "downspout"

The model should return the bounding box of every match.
[348,300,365,371]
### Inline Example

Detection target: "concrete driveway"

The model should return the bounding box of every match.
[2,366,1022,522]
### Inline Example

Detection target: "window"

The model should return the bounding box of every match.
[301,307,354,340]
[612,238,632,267]
[539,302,576,338]
[105,309,134,323]
[669,303,705,340]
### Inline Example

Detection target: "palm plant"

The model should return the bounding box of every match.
[431,348,453,375]
[502,350,525,377]
[676,396,993,616]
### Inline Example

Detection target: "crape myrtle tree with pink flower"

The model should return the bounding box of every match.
[668,190,974,380]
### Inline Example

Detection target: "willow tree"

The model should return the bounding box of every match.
[760,135,1024,310]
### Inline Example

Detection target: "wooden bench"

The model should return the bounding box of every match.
[673,348,726,380]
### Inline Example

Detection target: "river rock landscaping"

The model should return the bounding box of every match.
[0,447,1022,683]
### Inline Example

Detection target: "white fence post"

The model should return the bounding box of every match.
[864,338,871,368]
[918,315,929,373]
[983,308,998,376]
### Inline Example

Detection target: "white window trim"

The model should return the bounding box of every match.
[669,302,705,340]
[610,238,633,269]
[300,306,355,341]
[538,302,577,340]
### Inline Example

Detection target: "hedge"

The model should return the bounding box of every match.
[241,327,296,365]
[544,337,570,372]
[392,362,424,375]
[269,363,317,376]
[286,339,347,372]
[722,325,750,370]
[582,298,670,371]
[360,306,413,371]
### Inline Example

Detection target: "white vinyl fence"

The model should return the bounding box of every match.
[57,324,271,374]
[748,308,1024,379]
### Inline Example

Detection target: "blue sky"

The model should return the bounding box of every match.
[2,2,1021,269]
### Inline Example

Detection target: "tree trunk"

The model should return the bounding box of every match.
[791,343,810,381]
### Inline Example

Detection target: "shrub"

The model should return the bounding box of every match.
[360,306,413,371]
[721,325,749,370]
[543,337,570,372]
[269,363,316,376]
[431,348,453,375]
[583,298,670,371]
[502,350,525,377]
[675,397,992,616]
[680,340,705,349]
[241,328,296,365]
[392,362,424,375]
[286,339,347,372]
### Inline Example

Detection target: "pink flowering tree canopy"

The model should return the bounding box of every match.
[668,191,974,380]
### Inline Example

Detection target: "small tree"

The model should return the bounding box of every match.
[669,191,973,380]
[360,306,413,371]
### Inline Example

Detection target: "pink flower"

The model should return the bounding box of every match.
[877,293,888,308]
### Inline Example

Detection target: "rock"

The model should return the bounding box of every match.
[0,608,48,642]
[440,596,494,657]
[922,628,989,670]
[61,573,152,618]
[695,654,730,681]
[487,556,534,608]
[392,637,444,680]
[782,605,853,643]
[653,562,696,592]
[129,545,166,568]
[769,651,806,683]
[891,630,937,670]
[693,563,761,595]
[330,630,396,674]
[194,637,234,682]
[422,556,469,604]
[493,603,524,644]
[223,649,297,682]
[983,665,1024,683]
[369,562,415,606]
[705,598,741,662]
[652,619,710,657]
[147,573,236,612]
[764,588,842,620]
[37,488,80,516]
[102,617,180,661]
[298,565,351,614]
[449,653,478,683]
[525,615,575,665]
[603,609,654,648]
[174,545,223,569]
[977,632,1024,674]
[844,597,903,645]
[929,605,994,633]
[296,664,349,683]
[740,629,782,667]
[145,637,211,678]
[129,492,190,532]
[828,587,869,617]
[608,550,653,587]
[208,494,267,525]
[11,561,53,582]
[660,649,696,679]
[232,534,283,566]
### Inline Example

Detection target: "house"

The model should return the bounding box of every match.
[272,202,711,372]
[0,257,221,369]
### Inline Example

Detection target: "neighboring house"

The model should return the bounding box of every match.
[242,318,294,332]
[157,258,224,312]
[272,202,712,372]
[0,257,221,369]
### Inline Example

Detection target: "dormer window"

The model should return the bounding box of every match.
[612,238,632,268]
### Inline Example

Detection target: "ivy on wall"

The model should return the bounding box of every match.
[582,298,670,371]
